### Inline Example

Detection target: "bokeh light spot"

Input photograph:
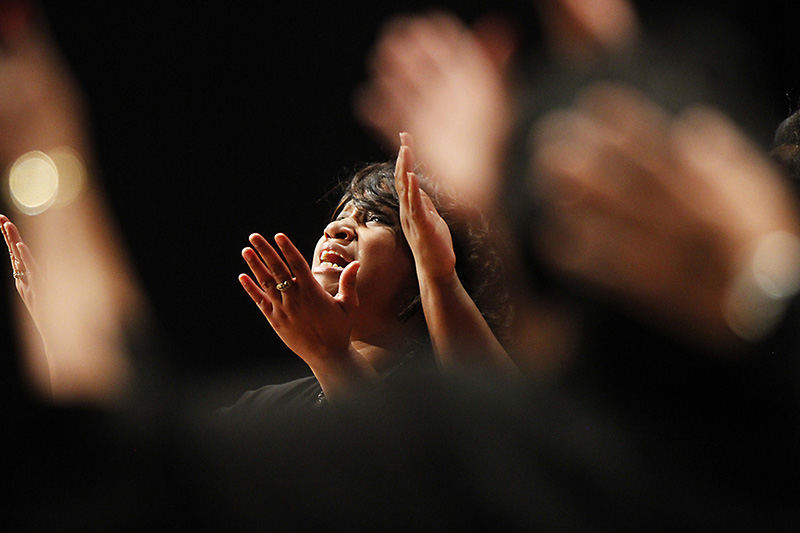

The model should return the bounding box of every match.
[8,151,59,215]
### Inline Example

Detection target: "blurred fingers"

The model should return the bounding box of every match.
[368,18,430,99]
[1,216,15,267]
[532,106,680,235]
[575,82,675,191]
[577,83,670,140]
[16,241,38,275]
[3,219,24,269]
[407,12,463,74]
[0,0,34,50]
[353,76,408,146]
[538,202,678,307]
[671,108,800,274]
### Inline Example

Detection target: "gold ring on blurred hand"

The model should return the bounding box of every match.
[276,279,293,292]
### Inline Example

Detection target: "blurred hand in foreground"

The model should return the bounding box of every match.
[531,83,800,351]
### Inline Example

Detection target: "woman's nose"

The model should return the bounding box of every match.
[324,218,356,241]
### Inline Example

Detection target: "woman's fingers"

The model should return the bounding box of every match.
[402,171,439,241]
[394,142,409,176]
[241,246,275,291]
[395,136,424,240]
[336,260,360,312]
[419,188,438,216]
[238,273,273,316]
[273,233,314,285]
[16,241,39,277]
[407,171,424,219]
[244,232,359,341]
[3,219,24,272]
[1,217,34,298]
[1,215,16,270]
[399,131,416,168]
[397,133,418,204]
[394,144,411,200]
[249,233,292,283]
[244,232,316,312]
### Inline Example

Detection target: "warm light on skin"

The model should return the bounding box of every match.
[7,151,59,215]
[312,201,417,337]
[49,147,87,208]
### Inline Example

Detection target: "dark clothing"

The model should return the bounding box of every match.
[218,351,436,420]
[218,375,325,419]
[10,341,800,531]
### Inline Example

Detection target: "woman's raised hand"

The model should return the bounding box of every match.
[239,232,362,366]
[1,214,43,332]
[393,134,514,373]
[394,133,456,281]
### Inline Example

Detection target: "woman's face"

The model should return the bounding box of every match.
[311,200,417,336]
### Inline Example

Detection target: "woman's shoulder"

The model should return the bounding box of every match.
[216,375,323,420]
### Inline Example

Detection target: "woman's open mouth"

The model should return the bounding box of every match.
[315,248,352,273]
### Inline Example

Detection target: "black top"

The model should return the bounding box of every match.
[218,375,326,420]
[217,351,437,421]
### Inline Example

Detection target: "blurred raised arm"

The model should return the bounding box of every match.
[530,83,800,351]
[0,3,146,405]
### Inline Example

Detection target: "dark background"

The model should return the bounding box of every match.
[2,1,797,405]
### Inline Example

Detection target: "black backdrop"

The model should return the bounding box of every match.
[2,1,797,404]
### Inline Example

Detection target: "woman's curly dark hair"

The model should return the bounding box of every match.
[771,109,800,183]
[329,161,512,346]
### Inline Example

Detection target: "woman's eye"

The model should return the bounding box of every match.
[366,213,384,224]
